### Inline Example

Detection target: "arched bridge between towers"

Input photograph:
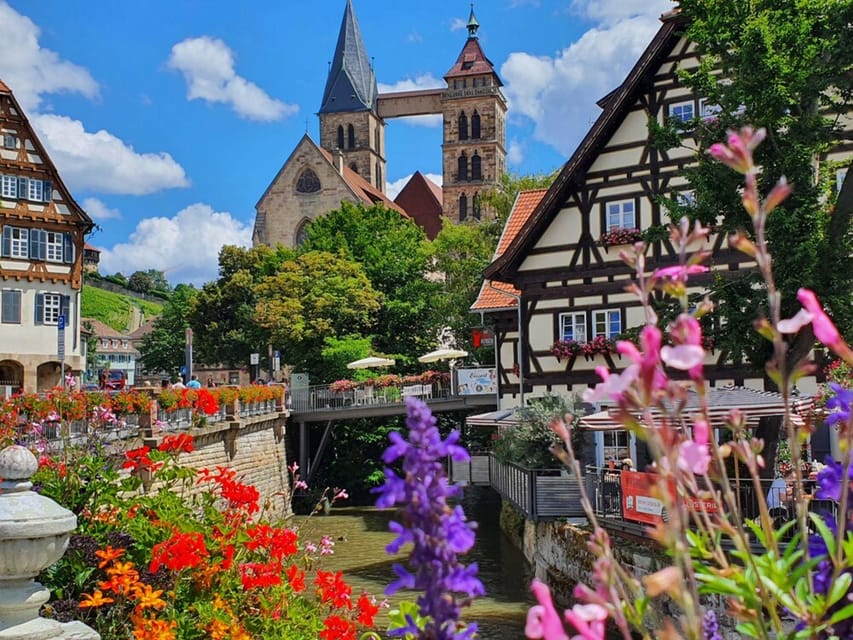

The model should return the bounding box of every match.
[287,382,497,483]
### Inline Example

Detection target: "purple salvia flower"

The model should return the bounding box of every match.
[815,455,853,501]
[702,610,722,640]
[825,383,853,427]
[374,398,484,640]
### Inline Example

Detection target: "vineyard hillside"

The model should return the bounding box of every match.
[81,285,162,333]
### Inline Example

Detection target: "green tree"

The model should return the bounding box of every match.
[137,284,198,377]
[665,0,853,365]
[145,269,171,293]
[127,270,154,293]
[480,171,557,240]
[427,220,497,359]
[254,250,381,377]
[189,245,290,368]
[299,202,442,363]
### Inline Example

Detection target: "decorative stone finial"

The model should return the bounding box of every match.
[0,445,100,639]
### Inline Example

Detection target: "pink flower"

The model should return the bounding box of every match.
[709,127,766,174]
[294,480,308,490]
[678,421,711,475]
[334,488,349,501]
[653,264,708,282]
[582,365,639,404]
[777,308,813,334]
[563,603,608,640]
[797,288,853,364]
[660,345,705,371]
[526,580,569,640]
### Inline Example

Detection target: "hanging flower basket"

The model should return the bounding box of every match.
[600,227,643,247]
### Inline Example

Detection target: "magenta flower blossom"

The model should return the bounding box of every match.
[678,419,711,475]
[374,398,484,639]
[708,127,766,174]
[797,288,853,364]
[525,579,607,640]
[653,264,708,282]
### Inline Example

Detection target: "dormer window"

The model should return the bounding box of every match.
[295,168,321,194]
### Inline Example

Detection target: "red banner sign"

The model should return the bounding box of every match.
[620,470,719,525]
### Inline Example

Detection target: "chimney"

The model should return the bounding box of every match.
[335,148,344,175]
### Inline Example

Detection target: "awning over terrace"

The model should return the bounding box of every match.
[466,408,521,428]
[579,385,816,431]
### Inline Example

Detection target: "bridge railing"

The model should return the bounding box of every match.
[289,381,449,413]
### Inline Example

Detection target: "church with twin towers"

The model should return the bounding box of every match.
[253,0,507,248]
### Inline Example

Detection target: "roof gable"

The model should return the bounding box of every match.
[483,16,685,281]
[394,171,443,239]
[445,37,502,84]
[471,188,547,312]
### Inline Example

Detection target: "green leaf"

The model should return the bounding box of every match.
[827,573,853,607]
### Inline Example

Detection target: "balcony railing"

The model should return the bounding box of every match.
[288,381,453,413]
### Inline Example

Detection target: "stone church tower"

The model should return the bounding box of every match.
[439,9,507,222]
[318,0,385,192]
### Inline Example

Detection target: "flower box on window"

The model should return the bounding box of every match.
[600,227,643,247]
[550,340,583,361]
[581,335,617,358]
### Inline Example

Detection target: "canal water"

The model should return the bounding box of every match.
[296,486,534,638]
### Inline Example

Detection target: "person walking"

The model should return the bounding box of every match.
[187,375,202,389]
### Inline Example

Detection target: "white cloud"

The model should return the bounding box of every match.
[82,198,121,221]
[407,32,423,44]
[378,74,444,127]
[450,18,466,32]
[507,139,525,166]
[501,5,669,156]
[167,36,297,122]
[0,2,99,112]
[32,114,190,195]
[386,172,443,201]
[572,0,668,26]
[97,203,253,286]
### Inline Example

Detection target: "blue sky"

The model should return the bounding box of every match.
[0,0,670,285]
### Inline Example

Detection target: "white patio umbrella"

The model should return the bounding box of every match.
[418,348,468,395]
[347,356,396,370]
[417,348,468,363]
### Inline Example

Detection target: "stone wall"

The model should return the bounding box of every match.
[516,516,741,638]
[140,413,293,519]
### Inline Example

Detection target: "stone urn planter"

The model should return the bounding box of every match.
[0,445,99,639]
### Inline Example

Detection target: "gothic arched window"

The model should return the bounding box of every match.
[337,126,344,149]
[375,161,382,189]
[374,128,380,151]
[295,220,310,246]
[473,193,482,220]
[347,124,356,149]
[471,153,482,181]
[295,168,321,193]
[471,110,481,139]
[349,163,359,174]
[458,153,468,182]
[459,194,468,221]
[458,112,469,141]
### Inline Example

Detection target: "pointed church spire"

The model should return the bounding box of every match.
[319,0,378,114]
[466,4,479,38]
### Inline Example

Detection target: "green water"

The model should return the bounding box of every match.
[296,487,533,638]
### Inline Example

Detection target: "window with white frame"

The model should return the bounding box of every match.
[668,100,695,123]
[699,99,721,121]
[593,309,621,339]
[1,290,21,324]
[602,430,630,464]
[8,227,27,258]
[45,232,63,262]
[676,191,696,207]
[27,179,43,202]
[2,134,15,149]
[42,293,61,325]
[606,201,635,231]
[560,312,587,343]
[1,175,16,199]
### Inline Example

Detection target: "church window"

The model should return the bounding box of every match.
[350,163,359,174]
[472,193,481,220]
[295,220,310,247]
[296,168,321,194]
[457,153,468,182]
[471,153,482,181]
[374,128,380,152]
[459,194,468,221]
[337,126,344,149]
[471,111,481,139]
[458,112,468,140]
[347,124,356,149]
[375,161,382,188]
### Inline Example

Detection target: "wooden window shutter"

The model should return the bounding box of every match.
[63,233,73,264]
[42,180,52,203]
[17,177,27,199]
[1,226,10,258]
[34,293,44,325]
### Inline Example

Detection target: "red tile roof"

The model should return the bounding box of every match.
[471,189,548,311]
[445,38,500,83]
[394,171,443,239]
[0,79,9,93]
[317,146,408,216]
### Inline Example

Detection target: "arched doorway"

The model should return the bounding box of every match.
[0,360,23,395]
[37,361,63,393]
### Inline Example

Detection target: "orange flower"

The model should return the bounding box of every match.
[132,584,167,611]
[206,619,229,640]
[79,589,114,608]
[95,545,125,568]
[107,560,139,580]
[131,616,177,640]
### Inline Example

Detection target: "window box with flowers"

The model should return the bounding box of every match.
[581,335,617,358]
[600,227,643,247]
[550,340,583,361]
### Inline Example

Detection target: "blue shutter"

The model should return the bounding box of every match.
[61,295,70,322]
[1,226,9,258]
[17,177,27,200]
[34,293,44,325]
[30,229,46,260]
[63,233,73,264]
[42,180,52,203]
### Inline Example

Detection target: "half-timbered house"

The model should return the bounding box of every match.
[474,10,851,465]
[0,80,93,392]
